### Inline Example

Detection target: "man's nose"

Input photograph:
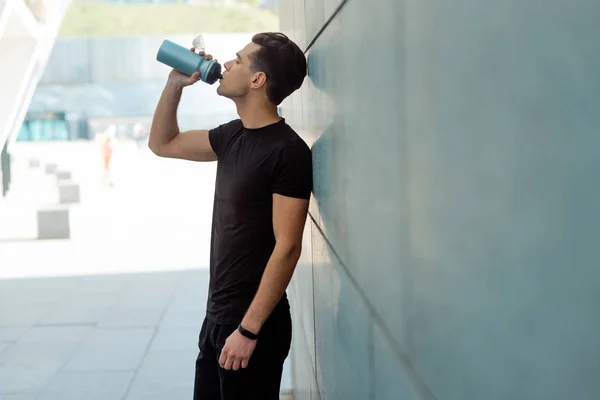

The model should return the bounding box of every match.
[224,61,232,71]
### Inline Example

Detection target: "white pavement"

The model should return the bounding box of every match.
[0,140,216,278]
[0,141,292,399]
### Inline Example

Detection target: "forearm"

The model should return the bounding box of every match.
[149,82,183,151]
[241,244,301,333]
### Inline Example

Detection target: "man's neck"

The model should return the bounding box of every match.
[235,98,281,129]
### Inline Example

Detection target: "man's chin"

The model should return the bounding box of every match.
[216,88,233,100]
[216,84,227,95]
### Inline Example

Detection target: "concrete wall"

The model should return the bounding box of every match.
[280,1,600,399]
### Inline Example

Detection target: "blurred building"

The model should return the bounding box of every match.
[20,33,251,142]
[0,0,70,196]
[279,0,600,399]
[72,0,278,10]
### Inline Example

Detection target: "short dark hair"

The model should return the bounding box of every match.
[250,32,307,105]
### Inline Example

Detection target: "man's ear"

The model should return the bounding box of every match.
[251,72,267,90]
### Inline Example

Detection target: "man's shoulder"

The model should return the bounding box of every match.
[208,119,245,158]
[213,119,243,133]
[276,122,311,153]
[271,128,312,172]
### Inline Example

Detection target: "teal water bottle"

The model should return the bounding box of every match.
[156,35,222,85]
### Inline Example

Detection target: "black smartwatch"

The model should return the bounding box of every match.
[238,324,259,340]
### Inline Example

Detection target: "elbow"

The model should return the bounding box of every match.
[291,244,302,261]
[147,140,163,157]
[148,143,158,156]
[279,242,302,262]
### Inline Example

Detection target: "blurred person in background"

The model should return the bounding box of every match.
[100,124,115,187]
[149,32,310,400]
[133,121,147,149]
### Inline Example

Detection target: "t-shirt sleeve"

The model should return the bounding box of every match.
[208,119,240,158]
[272,143,313,199]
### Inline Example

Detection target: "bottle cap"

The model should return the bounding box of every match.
[192,35,205,52]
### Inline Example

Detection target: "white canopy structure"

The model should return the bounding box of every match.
[0,0,69,150]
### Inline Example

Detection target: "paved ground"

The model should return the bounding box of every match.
[0,141,292,399]
[0,269,208,400]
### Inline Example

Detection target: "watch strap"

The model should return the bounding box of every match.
[238,324,259,340]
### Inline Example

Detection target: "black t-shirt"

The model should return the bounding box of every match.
[206,118,312,324]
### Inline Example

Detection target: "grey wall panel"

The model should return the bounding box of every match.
[402,1,600,399]
[283,0,600,399]
[290,219,319,400]
[310,220,337,400]
[373,324,420,400]
[290,218,316,371]
[292,0,307,50]
[303,0,324,46]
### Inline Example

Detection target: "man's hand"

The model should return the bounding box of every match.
[219,329,258,371]
[167,48,216,89]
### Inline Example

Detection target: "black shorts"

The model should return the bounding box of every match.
[193,309,292,400]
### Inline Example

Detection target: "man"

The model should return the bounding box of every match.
[148,32,312,400]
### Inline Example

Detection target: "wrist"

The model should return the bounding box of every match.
[238,324,259,340]
[240,317,262,336]
[166,79,184,92]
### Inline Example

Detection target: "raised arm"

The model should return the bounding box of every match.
[148,50,217,162]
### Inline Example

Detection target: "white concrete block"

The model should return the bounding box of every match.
[37,207,70,239]
[58,182,80,204]
[55,170,72,181]
[44,163,57,174]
